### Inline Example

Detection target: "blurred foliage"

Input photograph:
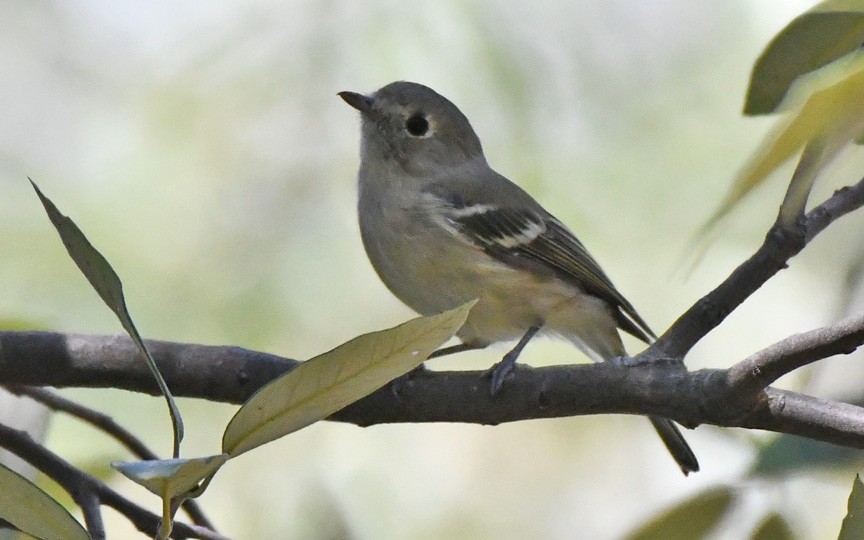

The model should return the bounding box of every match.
[745,0,864,115]
[625,487,734,540]
[751,512,795,540]
[751,434,864,477]
[710,0,864,227]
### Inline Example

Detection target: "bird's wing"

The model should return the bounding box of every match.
[426,191,655,343]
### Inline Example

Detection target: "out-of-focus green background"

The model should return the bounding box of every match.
[2,1,864,538]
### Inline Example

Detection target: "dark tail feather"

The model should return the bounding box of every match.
[649,416,699,475]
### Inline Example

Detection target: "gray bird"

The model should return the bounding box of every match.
[340,81,698,475]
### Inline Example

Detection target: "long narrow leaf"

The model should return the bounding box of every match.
[223,301,473,457]
[30,180,183,457]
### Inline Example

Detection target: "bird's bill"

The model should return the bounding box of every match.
[338,91,374,113]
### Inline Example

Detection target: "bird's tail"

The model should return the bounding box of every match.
[648,416,700,475]
[560,324,699,474]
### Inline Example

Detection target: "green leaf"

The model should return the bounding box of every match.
[751,512,794,540]
[222,301,474,457]
[839,475,864,540]
[750,434,864,477]
[111,454,228,499]
[30,179,184,457]
[0,462,91,540]
[112,454,227,540]
[626,487,734,540]
[745,0,864,115]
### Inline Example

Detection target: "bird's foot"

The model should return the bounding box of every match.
[486,351,519,396]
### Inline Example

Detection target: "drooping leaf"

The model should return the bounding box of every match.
[750,433,864,477]
[625,487,735,540]
[0,462,91,540]
[839,474,864,540]
[222,301,473,457]
[112,454,228,540]
[30,179,184,457]
[745,0,864,115]
[111,454,228,499]
[750,512,794,540]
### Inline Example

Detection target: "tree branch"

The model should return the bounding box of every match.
[0,319,862,448]
[727,312,864,397]
[745,389,864,448]
[647,176,864,361]
[3,385,215,530]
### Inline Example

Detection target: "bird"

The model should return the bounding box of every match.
[339,81,698,475]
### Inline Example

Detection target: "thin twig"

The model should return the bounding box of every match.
[648,175,864,361]
[4,385,215,530]
[727,312,864,397]
[806,179,864,241]
[76,489,105,540]
[0,424,229,540]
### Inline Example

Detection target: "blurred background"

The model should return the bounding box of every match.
[2,1,864,538]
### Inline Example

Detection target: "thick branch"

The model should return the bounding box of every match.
[2,328,864,448]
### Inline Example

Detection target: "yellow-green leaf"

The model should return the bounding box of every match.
[222,301,474,457]
[111,454,228,499]
[745,0,864,115]
[0,462,91,540]
[710,50,864,226]
[626,487,734,540]
[839,474,864,540]
[30,180,184,457]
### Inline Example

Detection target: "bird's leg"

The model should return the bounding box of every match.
[488,324,542,395]
[428,342,482,359]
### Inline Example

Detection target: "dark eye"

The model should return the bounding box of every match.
[405,113,429,136]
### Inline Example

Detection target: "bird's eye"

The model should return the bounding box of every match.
[405,113,430,137]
